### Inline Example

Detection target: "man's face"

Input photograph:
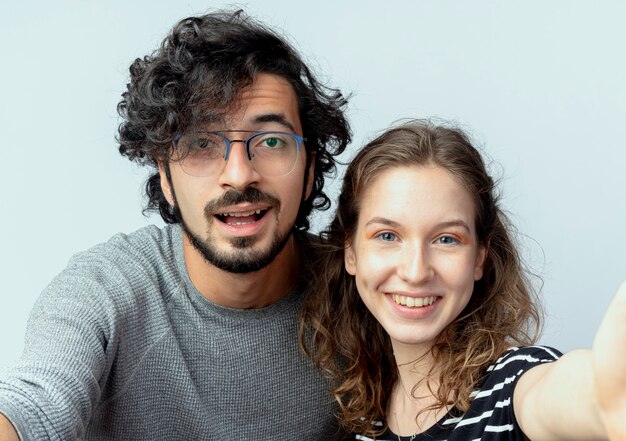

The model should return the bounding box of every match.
[159,73,314,273]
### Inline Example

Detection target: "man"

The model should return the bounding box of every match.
[0,10,350,440]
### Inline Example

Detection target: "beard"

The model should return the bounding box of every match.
[177,186,294,274]
[182,220,293,274]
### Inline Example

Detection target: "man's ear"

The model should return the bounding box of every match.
[157,161,175,207]
[303,151,316,201]
[344,240,357,276]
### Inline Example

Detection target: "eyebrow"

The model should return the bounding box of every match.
[252,113,297,133]
[365,217,472,232]
[365,217,402,228]
[434,220,472,232]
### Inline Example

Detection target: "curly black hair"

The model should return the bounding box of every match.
[117,10,351,229]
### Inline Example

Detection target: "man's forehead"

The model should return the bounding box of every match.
[192,112,297,133]
[191,74,301,131]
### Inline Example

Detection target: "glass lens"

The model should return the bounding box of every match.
[249,132,299,176]
[175,132,226,177]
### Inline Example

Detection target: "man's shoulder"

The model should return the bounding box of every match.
[105,223,176,249]
[71,224,179,266]
[52,224,183,299]
[37,224,183,313]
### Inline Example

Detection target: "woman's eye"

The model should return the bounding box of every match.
[377,232,397,242]
[436,235,459,245]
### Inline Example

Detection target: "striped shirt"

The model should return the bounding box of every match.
[356,346,562,441]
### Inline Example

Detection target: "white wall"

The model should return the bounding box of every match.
[1,0,624,365]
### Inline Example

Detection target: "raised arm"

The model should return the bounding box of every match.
[514,281,626,441]
[592,280,626,440]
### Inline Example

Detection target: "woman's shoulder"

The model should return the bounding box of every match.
[489,346,562,372]
[464,345,562,409]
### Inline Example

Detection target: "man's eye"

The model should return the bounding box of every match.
[189,138,214,150]
[260,137,286,149]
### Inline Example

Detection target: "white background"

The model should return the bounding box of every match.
[1,1,624,366]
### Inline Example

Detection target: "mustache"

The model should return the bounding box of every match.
[204,187,280,216]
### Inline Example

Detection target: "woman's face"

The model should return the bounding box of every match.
[345,165,486,353]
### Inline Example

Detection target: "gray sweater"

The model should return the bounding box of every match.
[0,225,343,440]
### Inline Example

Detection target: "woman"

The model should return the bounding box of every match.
[301,120,625,440]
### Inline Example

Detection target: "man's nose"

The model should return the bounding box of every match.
[217,140,260,191]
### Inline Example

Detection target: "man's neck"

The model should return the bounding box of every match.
[182,233,301,309]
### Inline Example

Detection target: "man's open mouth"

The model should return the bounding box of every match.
[215,208,269,226]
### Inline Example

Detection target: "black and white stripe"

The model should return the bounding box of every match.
[356,346,561,440]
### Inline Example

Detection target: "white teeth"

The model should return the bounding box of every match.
[391,295,436,308]
[220,209,264,217]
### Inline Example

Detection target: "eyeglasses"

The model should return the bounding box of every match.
[172,130,305,177]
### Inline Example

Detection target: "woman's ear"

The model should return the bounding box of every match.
[345,241,357,276]
[474,245,487,281]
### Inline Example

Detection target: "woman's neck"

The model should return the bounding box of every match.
[388,342,449,436]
